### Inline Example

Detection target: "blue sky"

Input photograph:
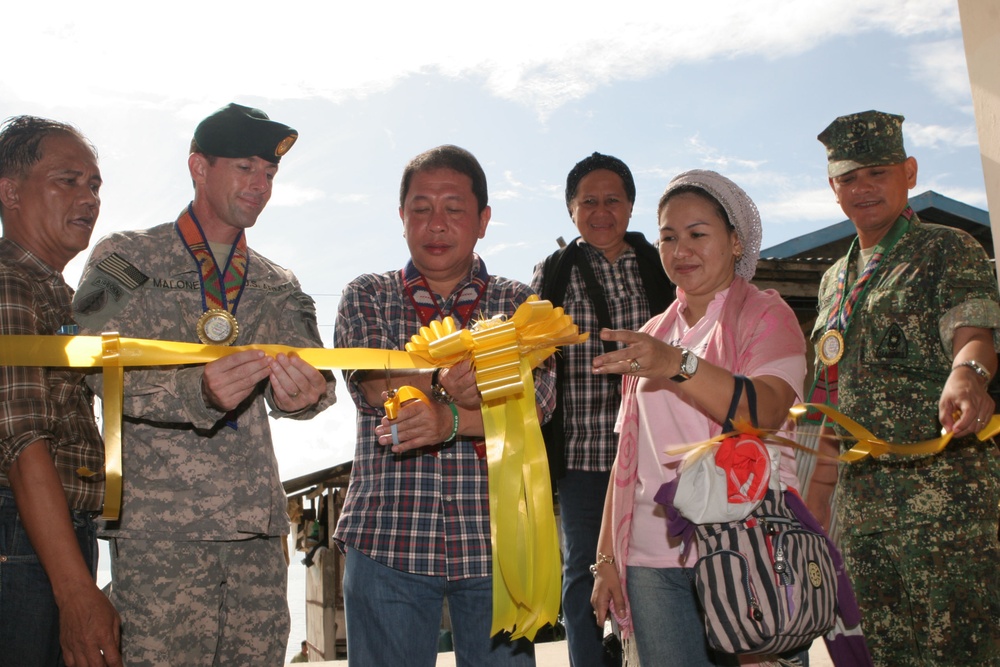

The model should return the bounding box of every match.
[3,0,985,475]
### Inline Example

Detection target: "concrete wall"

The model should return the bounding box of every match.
[959,0,1000,287]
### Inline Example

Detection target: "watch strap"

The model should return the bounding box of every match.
[953,359,992,384]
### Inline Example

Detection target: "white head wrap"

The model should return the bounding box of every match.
[660,169,762,281]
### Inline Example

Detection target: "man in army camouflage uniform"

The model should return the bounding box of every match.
[73,103,336,666]
[808,110,1000,666]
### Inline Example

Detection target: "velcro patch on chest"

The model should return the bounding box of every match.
[876,322,908,359]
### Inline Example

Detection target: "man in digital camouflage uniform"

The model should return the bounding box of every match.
[73,103,336,666]
[809,110,1000,666]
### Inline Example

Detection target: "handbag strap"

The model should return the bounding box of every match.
[723,374,758,431]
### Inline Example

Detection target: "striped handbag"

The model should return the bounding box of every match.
[688,376,838,655]
[692,489,838,654]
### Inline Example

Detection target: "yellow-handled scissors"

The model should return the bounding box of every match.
[383,365,431,444]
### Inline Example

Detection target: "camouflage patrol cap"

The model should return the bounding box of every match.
[818,110,907,178]
[193,103,297,164]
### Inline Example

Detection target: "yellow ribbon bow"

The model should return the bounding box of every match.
[405,295,588,640]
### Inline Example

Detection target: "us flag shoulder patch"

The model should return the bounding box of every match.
[96,253,148,290]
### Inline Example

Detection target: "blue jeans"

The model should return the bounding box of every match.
[343,547,534,667]
[0,485,98,667]
[558,469,618,667]
[626,565,738,667]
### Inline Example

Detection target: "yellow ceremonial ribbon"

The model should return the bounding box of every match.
[0,295,585,642]
[666,406,1000,465]
[790,403,1000,461]
[0,335,430,371]
[405,295,586,640]
[0,334,432,521]
[96,333,123,520]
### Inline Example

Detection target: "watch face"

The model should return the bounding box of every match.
[682,350,698,375]
[432,383,452,404]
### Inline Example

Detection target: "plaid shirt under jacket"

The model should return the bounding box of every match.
[0,238,104,511]
[333,257,556,579]
[530,240,659,471]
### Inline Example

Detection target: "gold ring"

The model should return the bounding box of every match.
[629,359,641,373]
[290,391,300,398]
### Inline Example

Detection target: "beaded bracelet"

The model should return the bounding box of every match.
[589,551,615,576]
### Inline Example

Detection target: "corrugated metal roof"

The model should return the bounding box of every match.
[761,191,990,259]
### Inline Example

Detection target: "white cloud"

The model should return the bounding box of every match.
[759,188,844,225]
[330,193,371,205]
[915,181,988,207]
[686,135,768,171]
[490,188,521,202]
[478,241,531,257]
[268,183,328,207]
[5,0,961,118]
[908,38,974,106]
[906,121,980,150]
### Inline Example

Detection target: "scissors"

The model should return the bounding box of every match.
[383,363,432,446]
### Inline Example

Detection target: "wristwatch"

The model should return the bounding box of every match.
[670,347,699,383]
[953,359,992,385]
[430,368,454,404]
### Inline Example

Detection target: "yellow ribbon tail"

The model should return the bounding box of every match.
[976,414,1000,441]
[486,360,560,641]
[668,406,1000,467]
[99,333,124,521]
[789,403,1000,462]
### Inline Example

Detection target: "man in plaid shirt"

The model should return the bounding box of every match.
[0,116,121,665]
[334,145,556,667]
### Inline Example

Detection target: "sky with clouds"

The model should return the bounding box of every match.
[3,0,985,478]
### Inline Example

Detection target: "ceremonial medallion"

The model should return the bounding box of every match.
[197,309,239,346]
[818,329,844,366]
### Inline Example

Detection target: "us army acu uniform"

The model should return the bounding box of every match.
[73,104,336,666]
[813,110,1000,666]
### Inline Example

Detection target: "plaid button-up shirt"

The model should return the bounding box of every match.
[0,239,104,511]
[333,257,556,579]
[530,240,661,471]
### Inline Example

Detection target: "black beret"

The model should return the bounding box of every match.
[193,103,297,164]
[565,152,636,208]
